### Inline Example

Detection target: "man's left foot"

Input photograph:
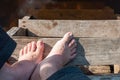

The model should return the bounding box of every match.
[18,40,44,63]
[0,40,44,80]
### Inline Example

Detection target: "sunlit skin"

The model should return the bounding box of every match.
[0,40,44,80]
[31,32,77,80]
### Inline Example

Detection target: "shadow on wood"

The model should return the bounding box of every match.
[44,43,52,58]
[67,38,90,66]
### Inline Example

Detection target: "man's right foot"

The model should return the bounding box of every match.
[31,32,77,80]
[46,32,77,65]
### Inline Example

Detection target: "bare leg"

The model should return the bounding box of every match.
[31,32,77,80]
[0,41,44,80]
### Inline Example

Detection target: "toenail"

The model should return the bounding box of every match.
[69,32,73,36]
[39,41,43,45]
[32,41,34,43]
[73,39,76,42]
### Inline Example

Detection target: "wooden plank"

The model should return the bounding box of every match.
[19,20,120,38]
[79,65,111,75]
[11,36,120,65]
[7,27,26,36]
[114,65,120,74]
[27,9,115,20]
[88,66,111,74]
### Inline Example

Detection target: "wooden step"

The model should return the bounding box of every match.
[11,36,120,66]
[27,9,116,20]
[19,19,120,38]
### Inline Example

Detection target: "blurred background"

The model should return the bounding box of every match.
[0,0,120,31]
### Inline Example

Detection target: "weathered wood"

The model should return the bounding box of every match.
[88,66,111,74]
[7,27,26,36]
[22,16,30,20]
[114,65,120,74]
[11,36,120,65]
[79,65,111,75]
[88,74,120,80]
[27,9,115,20]
[19,20,120,38]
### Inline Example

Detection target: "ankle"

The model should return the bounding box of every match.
[46,55,64,67]
[39,58,64,80]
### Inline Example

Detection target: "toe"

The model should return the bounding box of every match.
[31,41,37,52]
[36,40,44,53]
[69,39,76,47]
[71,48,77,54]
[70,43,77,51]
[19,49,23,56]
[27,43,32,52]
[70,53,77,60]
[23,46,28,54]
[36,40,44,62]
[62,32,73,44]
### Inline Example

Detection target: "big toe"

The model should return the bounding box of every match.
[62,32,73,44]
[36,40,44,53]
[35,40,44,62]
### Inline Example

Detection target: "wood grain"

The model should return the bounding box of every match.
[7,27,26,36]
[19,20,120,38]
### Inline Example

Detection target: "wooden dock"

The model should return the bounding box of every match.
[7,16,120,80]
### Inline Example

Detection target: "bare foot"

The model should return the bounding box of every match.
[0,40,44,80]
[18,41,44,63]
[31,32,77,80]
[46,32,77,65]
